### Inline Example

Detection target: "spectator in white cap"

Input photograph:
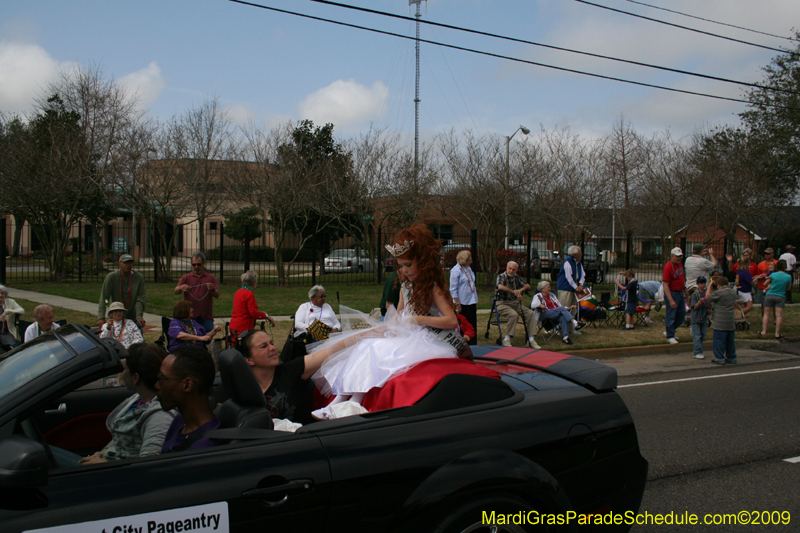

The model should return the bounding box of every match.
[778,245,796,303]
[100,301,144,349]
[98,254,147,330]
[662,247,688,345]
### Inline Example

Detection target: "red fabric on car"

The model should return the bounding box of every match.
[44,413,111,450]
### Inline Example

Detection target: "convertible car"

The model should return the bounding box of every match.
[0,325,647,533]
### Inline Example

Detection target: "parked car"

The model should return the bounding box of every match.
[552,242,608,283]
[1,325,647,532]
[324,248,376,273]
[540,250,557,277]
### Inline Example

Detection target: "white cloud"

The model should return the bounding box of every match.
[0,40,65,114]
[118,62,166,109]
[298,79,389,128]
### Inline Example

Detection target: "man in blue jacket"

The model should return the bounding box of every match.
[557,245,587,311]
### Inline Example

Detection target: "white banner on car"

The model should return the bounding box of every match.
[24,501,229,533]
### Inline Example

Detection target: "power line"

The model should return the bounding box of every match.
[227,0,797,109]
[306,0,798,96]
[575,0,786,53]
[624,0,800,43]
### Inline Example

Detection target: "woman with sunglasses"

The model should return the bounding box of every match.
[237,328,335,425]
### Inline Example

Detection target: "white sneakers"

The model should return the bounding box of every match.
[527,339,541,349]
[644,316,654,324]
[502,338,512,347]
[668,338,679,345]
[693,354,705,359]
[663,331,679,341]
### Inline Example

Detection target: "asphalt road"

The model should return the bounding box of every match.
[617,354,800,531]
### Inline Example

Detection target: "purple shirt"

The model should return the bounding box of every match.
[168,318,208,352]
[161,414,222,453]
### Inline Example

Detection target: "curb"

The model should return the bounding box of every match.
[559,338,780,360]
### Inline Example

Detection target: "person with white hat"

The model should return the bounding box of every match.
[100,301,144,349]
[98,255,147,330]
[662,247,688,345]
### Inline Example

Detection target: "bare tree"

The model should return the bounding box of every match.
[179,97,238,251]
[527,128,611,253]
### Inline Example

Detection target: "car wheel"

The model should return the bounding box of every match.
[430,494,550,533]
[358,265,364,273]
[594,270,604,283]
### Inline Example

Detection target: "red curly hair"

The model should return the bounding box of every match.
[390,224,453,315]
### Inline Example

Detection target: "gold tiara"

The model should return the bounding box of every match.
[385,240,414,257]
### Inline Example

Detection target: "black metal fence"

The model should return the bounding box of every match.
[1,218,791,291]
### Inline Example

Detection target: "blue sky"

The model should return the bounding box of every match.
[1,0,796,143]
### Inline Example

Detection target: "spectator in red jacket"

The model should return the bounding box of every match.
[229,270,274,338]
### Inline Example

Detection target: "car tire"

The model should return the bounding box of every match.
[358,265,364,273]
[430,493,551,533]
[593,270,604,284]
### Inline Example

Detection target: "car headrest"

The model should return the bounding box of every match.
[218,349,267,408]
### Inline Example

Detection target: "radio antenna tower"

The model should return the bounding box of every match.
[409,0,426,171]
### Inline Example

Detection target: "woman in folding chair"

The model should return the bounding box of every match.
[531,281,586,345]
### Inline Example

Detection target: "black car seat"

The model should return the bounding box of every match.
[216,349,273,430]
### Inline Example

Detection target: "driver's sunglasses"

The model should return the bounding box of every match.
[238,329,258,342]
[192,263,203,267]
[157,373,186,381]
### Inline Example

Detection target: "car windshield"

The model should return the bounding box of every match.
[0,333,75,400]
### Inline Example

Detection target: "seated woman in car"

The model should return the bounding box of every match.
[79,344,176,464]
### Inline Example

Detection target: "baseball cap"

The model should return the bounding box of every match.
[118,254,134,263]
[670,247,683,256]
[787,245,796,250]
[764,248,774,255]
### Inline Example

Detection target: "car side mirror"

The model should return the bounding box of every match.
[0,435,50,488]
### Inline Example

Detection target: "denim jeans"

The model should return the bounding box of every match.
[197,317,215,334]
[665,290,686,339]
[541,307,573,336]
[712,329,736,362]
[691,322,707,356]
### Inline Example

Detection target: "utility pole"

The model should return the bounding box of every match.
[409,0,426,173]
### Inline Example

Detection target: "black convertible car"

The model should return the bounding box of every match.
[0,325,646,533]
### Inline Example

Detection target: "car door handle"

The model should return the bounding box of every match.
[45,403,66,414]
[242,479,313,507]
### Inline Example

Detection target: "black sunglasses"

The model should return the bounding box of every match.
[192,263,203,267]
[157,372,186,381]
[238,329,259,342]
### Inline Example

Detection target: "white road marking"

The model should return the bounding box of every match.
[618,365,800,388]
[783,456,800,463]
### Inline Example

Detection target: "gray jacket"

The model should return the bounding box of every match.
[103,393,176,460]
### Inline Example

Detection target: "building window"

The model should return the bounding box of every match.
[429,224,454,244]
[209,222,218,231]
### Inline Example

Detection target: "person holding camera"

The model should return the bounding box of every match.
[705,276,738,365]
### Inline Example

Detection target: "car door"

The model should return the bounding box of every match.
[1,433,332,533]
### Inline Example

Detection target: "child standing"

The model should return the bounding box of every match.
[689,276,709,359]
[615,270,638,330]
[706,276,738,364]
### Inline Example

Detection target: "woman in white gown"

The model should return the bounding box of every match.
[311,225,472,419]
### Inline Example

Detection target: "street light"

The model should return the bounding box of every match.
[505,125,530,249]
